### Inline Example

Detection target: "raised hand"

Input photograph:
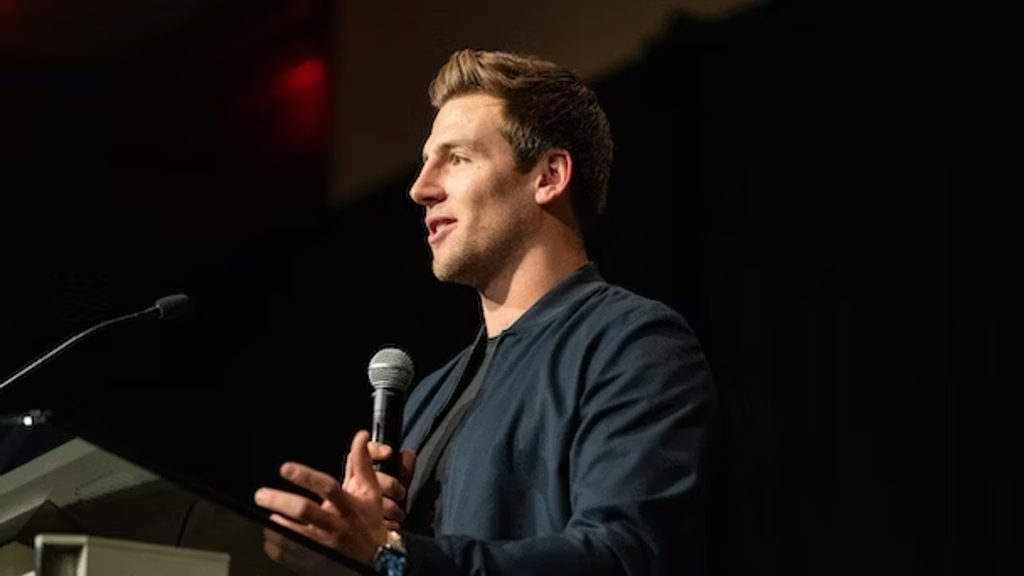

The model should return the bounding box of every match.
[254,430,388,566]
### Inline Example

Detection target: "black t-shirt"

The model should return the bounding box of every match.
[404,336,499,535]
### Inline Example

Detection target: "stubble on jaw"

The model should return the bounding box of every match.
[430,191,534,292]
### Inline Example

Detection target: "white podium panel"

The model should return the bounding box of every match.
[35,534,228,576]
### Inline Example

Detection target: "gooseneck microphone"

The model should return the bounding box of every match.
[368,347,414,477]
[0,294,190,394]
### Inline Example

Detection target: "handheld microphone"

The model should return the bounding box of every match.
[0,294,190,394]
[367,347,414,477]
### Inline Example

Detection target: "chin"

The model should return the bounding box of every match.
[431,265,452,283]
[432,256,479,288]
[431,258,458,283]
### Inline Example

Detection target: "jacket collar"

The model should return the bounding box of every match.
[496,262,603,337]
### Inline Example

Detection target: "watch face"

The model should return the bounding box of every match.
[374,548,407,576]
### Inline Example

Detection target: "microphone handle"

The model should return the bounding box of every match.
[0,306,160,394]
[371,388,405,477]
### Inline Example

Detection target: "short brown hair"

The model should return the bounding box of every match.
[429,49,613,235]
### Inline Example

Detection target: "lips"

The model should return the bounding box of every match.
[426,216,456,245]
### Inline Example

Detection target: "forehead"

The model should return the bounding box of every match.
[423,93,507,152]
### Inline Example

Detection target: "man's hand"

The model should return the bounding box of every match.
[254,430,388,566]
[367,441,417,530]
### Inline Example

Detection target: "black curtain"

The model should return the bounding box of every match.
[1,2,1018,572]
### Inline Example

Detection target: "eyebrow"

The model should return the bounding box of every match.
[422,139,482,163]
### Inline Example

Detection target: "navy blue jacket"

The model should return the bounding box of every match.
[399,264,716,575]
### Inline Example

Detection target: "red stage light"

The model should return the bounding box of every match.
[282,58,326,92]
[275,56,329,153]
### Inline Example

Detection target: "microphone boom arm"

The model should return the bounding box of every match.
[0,294,188,394]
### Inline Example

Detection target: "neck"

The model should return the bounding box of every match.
[477,230,588,338]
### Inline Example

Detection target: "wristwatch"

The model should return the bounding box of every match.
[372,530,407,576]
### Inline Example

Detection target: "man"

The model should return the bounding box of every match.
[255,49,716,575]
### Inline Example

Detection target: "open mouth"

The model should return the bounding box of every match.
[427,217,456,243]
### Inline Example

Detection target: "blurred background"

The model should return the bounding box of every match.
[1,0,1019,572]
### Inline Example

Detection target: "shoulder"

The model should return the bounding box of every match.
[571,279,696,344]
[531,276,708,392]
[570,281,712,396]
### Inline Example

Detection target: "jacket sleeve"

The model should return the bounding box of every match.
[400,309,717,576]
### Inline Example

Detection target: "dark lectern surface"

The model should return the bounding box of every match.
[0,415,372,576]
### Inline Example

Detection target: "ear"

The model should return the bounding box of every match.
[533,149,572,206]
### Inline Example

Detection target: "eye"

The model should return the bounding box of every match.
[450,153,468,165]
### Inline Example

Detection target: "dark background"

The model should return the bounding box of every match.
[1,1,1019,573]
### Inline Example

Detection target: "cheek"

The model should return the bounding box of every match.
[457,174,494,215]
[454,166,528,225]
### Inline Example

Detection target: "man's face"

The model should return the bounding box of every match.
[409,93,537,288]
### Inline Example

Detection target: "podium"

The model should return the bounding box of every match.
[0,412,371,576]
[33,534,228,576]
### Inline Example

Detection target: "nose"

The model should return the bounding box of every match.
[409,163,446,207]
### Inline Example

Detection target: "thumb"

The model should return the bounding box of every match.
[367,441,394,461]
[346,430,379,494]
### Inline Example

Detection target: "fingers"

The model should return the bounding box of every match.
[381,496,406,526]
[254,462,349,531]
[366,442,415,485]
[255,441,387,564]
[344,430,380,498]
[375,471,407,529]
[371,447,410,530]
[399,449,417,484]
[279,462,346,509]
[269,511,314,537]
[367,441,393,461]
[375,471,408,503]
[254,487,337,529]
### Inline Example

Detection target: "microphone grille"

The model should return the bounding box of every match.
[368,347,415,392]
[154,294,190,320]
